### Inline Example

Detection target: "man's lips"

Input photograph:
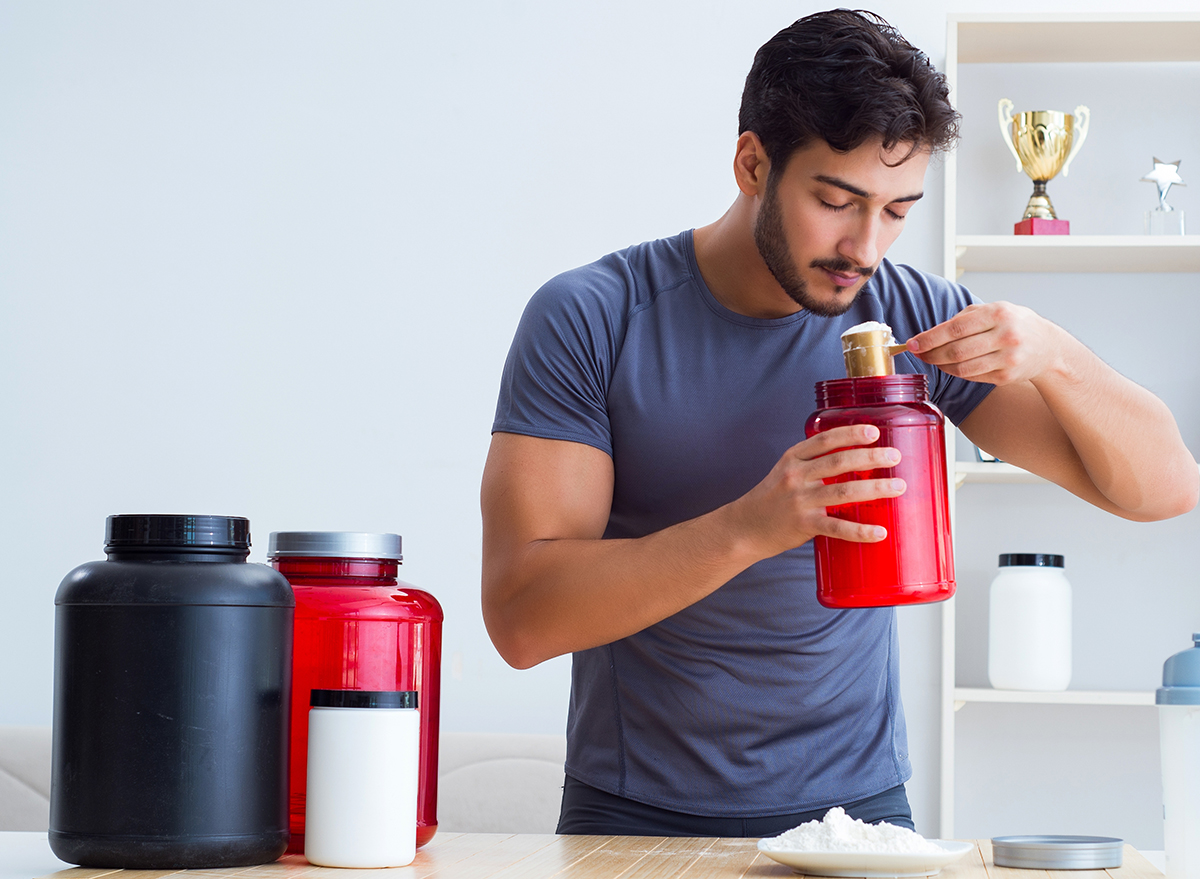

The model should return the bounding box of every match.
[812,260,873,289]
[822,268,862,288]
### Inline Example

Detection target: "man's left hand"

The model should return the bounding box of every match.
[905,301,1060,386]
[908,300,1197,522]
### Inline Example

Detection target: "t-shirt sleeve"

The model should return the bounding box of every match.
[491,269,621,456]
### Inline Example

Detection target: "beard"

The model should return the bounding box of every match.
[752,175,874,318]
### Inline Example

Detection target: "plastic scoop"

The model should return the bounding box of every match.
[841,322,909,377]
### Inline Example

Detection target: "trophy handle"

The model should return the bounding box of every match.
[1062,105,1090,178]
[997,98,1023,173]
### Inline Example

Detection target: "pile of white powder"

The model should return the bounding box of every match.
[841,320,899,346]
[760,807,945,855]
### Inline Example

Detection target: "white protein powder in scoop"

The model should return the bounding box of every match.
[760,807,945,854]
[841,321,898,345]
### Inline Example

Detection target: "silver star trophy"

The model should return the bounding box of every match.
[1142,158,1186,235]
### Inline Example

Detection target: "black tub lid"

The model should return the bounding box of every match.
[999,553,1064,568]
[106,515,250,550]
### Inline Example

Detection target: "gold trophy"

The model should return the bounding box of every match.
[998,99,1090,235]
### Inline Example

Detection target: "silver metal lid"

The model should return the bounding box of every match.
[992,836,1123,870]
[267,531,402,560]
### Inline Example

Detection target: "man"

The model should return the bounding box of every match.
[480,10,1198,837]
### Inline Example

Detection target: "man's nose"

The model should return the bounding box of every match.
[838,217,880,269]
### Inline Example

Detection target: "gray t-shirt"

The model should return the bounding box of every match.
[492,230,992,816]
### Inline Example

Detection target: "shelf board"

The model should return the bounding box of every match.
[953,687,1156,709]
[955,235,1200,274]
[952,14,1200,64]
[954,460,1199,489]
[954,461,1045,488]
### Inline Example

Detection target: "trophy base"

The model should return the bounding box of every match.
[1145,210,1185,235]
[1015,217,1070,235]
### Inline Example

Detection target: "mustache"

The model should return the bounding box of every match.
[810,257,874,279]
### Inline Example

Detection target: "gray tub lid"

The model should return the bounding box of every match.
[267,531,402,560]
[992,836,1123,870]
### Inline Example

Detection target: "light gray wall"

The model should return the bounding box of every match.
[2,0,1197,847]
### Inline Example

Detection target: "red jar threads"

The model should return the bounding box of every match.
[269,532,443,851]
[804,374,955,608]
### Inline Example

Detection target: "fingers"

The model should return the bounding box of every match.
[786,425,908,544]
[808,451,903,492]
[793,424,901,480]
[738,424,910,555]
[805,474,909,544]
[907,302,992,356]
[908,304,998,362]
[819,513,891,543]
[916,337,1013,380]
[906,302,1040,385]
[801,423,881,453]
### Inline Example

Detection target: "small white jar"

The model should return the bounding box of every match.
[304,689,420,868]
[988,553,1072,691]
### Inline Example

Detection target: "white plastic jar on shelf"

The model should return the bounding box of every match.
[988,553,1072,691]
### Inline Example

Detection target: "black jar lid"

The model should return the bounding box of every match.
[268,531,402,561]
[105,515,251,550]
[310,689,417,709]
[999,553,1064,568]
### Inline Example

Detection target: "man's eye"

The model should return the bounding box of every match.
[886,208,907,221]
[821,201,850,212]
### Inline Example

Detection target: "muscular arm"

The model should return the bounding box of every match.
[481,426,907,669]
[909,302,1198,521]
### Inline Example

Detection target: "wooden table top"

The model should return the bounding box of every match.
[38,834,1164,879]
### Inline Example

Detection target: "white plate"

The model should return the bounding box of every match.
[756,839,975,877]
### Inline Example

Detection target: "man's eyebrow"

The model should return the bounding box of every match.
[814,174,924,203]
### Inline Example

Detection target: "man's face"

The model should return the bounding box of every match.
[752,138,930,317]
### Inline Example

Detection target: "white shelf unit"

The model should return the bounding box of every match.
[955,236,1200,276]
[953,461,1044,489]
[938,12,1200,841]
[953,687,1155,710]
[941,13,1200,283]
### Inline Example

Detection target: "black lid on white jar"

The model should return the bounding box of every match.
[999,553,1064,568]
[310,689,417,709]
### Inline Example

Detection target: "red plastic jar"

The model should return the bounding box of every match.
[804,374,954,608]
[269,532,443,851]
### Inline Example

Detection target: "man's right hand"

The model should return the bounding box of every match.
[480,426,905,669]
[728,423,907,559]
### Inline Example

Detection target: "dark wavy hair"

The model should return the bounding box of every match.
[738,9,959,167]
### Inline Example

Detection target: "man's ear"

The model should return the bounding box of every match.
[733,131,771,197]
